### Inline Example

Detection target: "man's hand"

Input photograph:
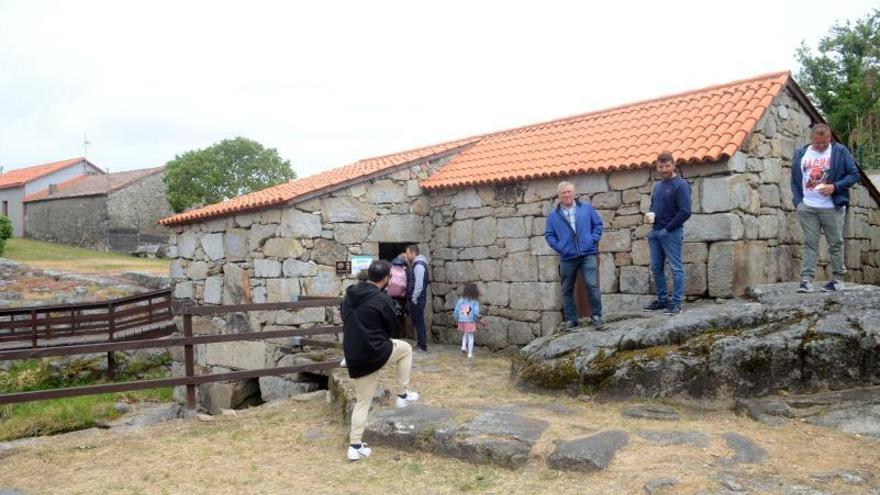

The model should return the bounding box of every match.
[816,183,835,196]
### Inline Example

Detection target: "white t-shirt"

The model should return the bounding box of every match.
[801,145,834,208]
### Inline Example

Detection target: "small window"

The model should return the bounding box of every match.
[2,201,7,216]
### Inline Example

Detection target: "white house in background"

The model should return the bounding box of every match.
[0,157,105,237]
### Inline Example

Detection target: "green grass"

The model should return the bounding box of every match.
[0,353,174,441]
[3,238,168,274]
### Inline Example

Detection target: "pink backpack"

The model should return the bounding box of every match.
[386,265,407,298]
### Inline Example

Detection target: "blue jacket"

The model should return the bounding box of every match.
[791,142,860,208]
[454,298,481,323]
[544,200,604,260]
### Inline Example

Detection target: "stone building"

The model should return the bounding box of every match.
[24,167,173,255]
[0,157,105,237]
[159,71,880,374]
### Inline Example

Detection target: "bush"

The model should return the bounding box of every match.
[0,215,11,256]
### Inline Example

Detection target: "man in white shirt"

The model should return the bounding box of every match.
[790,124,861,293]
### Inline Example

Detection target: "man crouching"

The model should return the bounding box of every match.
[342,259,420,461]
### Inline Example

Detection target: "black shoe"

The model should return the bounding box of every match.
[566,321,578,329]
[663,304,682,315]
[591,315,605,327]
[644,300,668,311]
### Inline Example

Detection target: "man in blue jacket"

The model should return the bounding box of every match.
[790,123,860,293]
[544,180,605,328]
[643,152,692,315]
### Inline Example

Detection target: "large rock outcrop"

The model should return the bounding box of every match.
[513,283,880,398]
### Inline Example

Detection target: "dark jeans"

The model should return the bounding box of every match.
[648,227,684,305]
[410,296,427,350]
[560,254,602,323]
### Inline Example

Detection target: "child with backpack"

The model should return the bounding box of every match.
[454,283,486,359]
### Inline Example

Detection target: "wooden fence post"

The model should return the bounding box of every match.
[107,303,116,380]
[183,310,196,410]
[30,310,37,348]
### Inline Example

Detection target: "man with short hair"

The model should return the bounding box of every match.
[643,152,691,315]
[342,260,420,461]
[405,244,430,351]
[791,123,860,292]
[544,180,605,328]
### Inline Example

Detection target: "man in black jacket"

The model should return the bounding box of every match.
[342,260,420,461]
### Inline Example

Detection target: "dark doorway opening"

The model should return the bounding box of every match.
[378,242,414,262]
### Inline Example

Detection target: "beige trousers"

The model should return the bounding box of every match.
[349,339,413,444]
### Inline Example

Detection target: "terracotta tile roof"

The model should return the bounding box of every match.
[0,157,92,190]
[420,71,791,189]
[159,138,479,226]
[159,71,794,226]
[23,167,164,202]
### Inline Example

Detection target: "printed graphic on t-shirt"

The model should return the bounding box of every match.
[459,303,472,318]
[803,155,830,191]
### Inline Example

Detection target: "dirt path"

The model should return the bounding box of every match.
[1,346,878,494]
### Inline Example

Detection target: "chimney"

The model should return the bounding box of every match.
[48,184,58,195]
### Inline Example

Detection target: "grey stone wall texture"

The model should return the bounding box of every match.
[167,87,880,364]
[24,195,109,249]
[25,172,173,254]
[106,172,173,252]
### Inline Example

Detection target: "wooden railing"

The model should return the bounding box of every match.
[0,297,343,409]
[0,288,175,348]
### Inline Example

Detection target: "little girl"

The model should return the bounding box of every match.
[454,283,486,358]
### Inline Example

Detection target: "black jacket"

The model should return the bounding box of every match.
[341,281,401,378]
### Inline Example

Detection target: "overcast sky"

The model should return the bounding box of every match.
[1,0,877,177]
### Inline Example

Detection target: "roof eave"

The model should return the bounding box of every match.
[160,142,477,227]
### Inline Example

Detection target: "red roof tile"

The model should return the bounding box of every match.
[160,71,793,226]
[23,167,164,202]
[420,71,791,189]
[0,157,93,190]
[159,139,478,226]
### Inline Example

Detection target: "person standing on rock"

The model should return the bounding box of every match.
[342,260,420,461]
[643,151,692,315]
[405,244,430,352]
[544,180,605,328]
[791,123,860,293]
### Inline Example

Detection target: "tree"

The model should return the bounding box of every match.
[795,8,880,169]
[164,137,296,213]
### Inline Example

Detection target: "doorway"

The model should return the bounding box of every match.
[378,242,414,262]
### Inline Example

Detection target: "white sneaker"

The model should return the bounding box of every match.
[467,353,474,359]
[347,443,371,461]
[339,358,347,368]
[395,391,420,408]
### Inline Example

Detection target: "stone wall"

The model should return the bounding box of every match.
[425,87,880,349]
[740,88,880,289]
[107,172,173,254]
[166,154,453,381]
[24,196,109,249]
[167,87,880,360]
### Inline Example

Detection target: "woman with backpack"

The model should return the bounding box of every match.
[386,252,410,338]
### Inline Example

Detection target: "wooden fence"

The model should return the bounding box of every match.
[0,297,343,409]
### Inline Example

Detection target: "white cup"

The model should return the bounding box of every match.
[645,212,655,224]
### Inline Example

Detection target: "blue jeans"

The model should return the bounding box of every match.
[410,296,427,350]
[559,254,602,323]
[648,228,684,305]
